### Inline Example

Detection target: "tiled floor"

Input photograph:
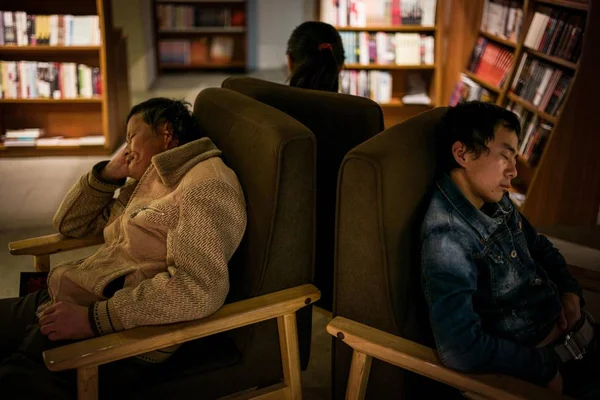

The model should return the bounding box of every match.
[1,70,599,399]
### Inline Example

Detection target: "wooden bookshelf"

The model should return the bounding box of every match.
[335,25,436,32]
[344,64,435,70]
[463,70,502,93]
[152,0,247,74]
[479,30,517,48]
[446,0,600,232]
[319,0,444,128]
[0,0,130,157]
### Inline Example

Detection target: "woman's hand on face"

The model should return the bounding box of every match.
[101,146,130,182]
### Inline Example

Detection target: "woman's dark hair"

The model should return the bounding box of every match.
[436,101,521,173]
[286,21,345,92]
[126,98,202,145]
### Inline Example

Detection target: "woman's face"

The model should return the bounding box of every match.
[125,114,176,180]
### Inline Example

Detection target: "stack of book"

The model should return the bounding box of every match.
[341,31,434,65]
[511,53,572,116]
[524,7,585,63]
[507,101,552,166]
[0,11,101,46]
[480,0,524,42]
[449,73,496,105]
[321,0,437,27]
[156,4,245,30]
[340,70,393,103]
[1,129,105,147]
[0,61,101,99]
[467,38,513,87]
[159,36,234,65]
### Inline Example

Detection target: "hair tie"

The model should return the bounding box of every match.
[318,43,333,51]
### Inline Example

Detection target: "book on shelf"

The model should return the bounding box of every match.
[467,37,513,87]
[340,69,393,103]
[0,11,101,46]
[341,31,434,65]
[402,72,431,105]
[156,4,245,30]
[511,53,572,116]
[480,0,524,42]
[523,6,585,63]
[507,101,552,167]
[449,72,496,105]
[321,0,437,27]
[0,61,101,99]
[159,36,234,65]
[1,132,105,147]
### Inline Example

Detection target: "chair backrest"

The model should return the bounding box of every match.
[333,107,457,399]
[194,87,316,300]
[222,76,384,310]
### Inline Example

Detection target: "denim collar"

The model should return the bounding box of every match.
[436,173,513,242]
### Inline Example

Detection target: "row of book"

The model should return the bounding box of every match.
[511,53,572,116]
[159,37,235,65]
[449,73,496,106]
[524,7,585,63]
[341,31,434,65]
[0,61,101,100]
[468,38,514,87]
[480,0,523,43]
[340,70,393,103]
[321,0,437,27]
[507,102,552,167]
[156,4,245,30]
[0,11,101,46]
[2,129,105,147]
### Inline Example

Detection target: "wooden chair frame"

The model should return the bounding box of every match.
[9,234,319,400]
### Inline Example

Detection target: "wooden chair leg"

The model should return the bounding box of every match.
[77,366,98,400]
[277,312,302,399]
[345,350,372,400]
[34,255,50,272]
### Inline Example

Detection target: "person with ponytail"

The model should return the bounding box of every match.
[286,21,345,92]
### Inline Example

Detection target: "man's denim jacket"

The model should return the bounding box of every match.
[421,173,584,386]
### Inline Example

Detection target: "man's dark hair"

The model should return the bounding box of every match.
[436,101,521,173]
[126,98,202,145]
[286,21,345,92]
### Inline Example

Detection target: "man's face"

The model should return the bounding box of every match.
[125,114,170,180]
[461,126,519,205]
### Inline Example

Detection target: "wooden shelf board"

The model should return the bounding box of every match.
[0,45,101,52]
[524,47,577,70]
[0,98,102,104]
[479,30,517,49]
[507,92,558,124]
[159,27,246,34]
[335,25,436,32]
[463,70,501,93]
[345,63,435,70]
[159,62,246,70]
[380,101,433,108]
[535,0,589,11]
[0,145,109,157]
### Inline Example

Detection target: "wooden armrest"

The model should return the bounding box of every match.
[44,284,320,372]
[328,317,571,400]
[9,234,105,256]
[568,264,600,293]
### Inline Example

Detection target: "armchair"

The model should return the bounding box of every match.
[8,88,318,400]
[331,107,600,399]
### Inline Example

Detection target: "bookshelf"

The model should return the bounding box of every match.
[448,0,600,230]
[0,0,130,157]
[318,0,444,128]
[152,0,247,73]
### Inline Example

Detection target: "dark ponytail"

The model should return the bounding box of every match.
[287,21,345,92]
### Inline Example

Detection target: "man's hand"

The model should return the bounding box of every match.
[547,370,563,394]
[101,146,130,181]
[39,301,94,341]
[558,292,581,332]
